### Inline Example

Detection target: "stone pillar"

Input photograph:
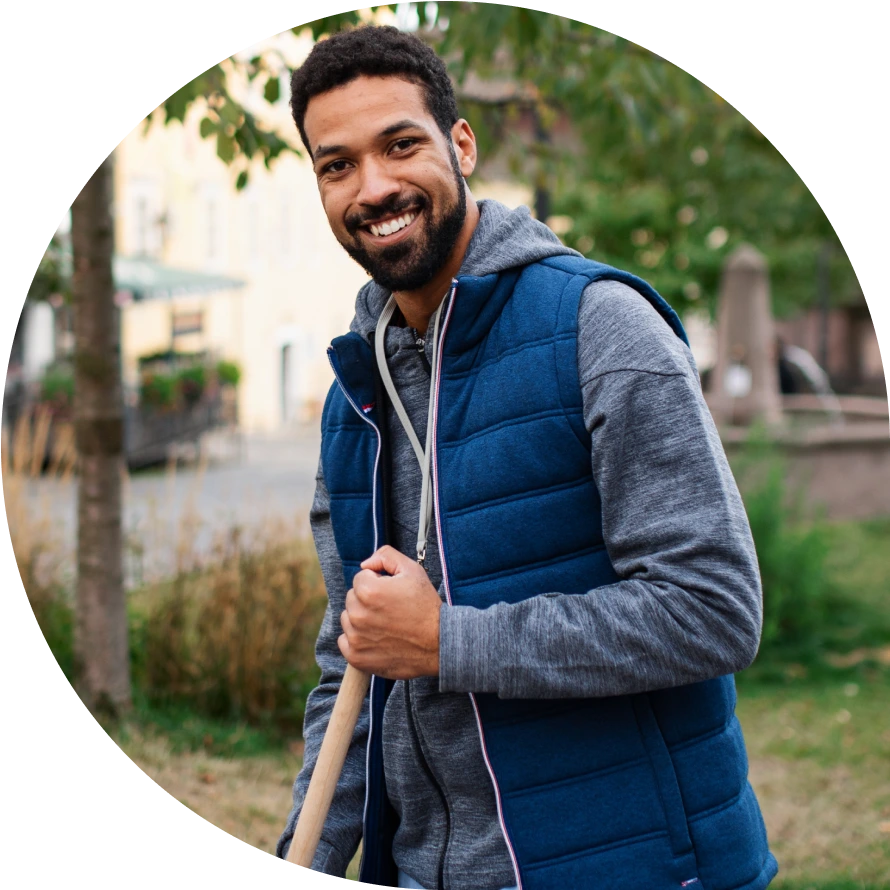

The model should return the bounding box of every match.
[707,244,783,426]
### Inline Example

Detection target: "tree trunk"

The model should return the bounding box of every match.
[71,154,131,718]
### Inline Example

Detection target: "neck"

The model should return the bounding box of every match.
[393,193,480,334]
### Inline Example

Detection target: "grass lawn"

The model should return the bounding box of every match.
[114,516,890,886]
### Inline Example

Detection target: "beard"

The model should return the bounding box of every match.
[337,146,467,293]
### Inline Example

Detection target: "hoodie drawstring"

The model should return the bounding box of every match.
[374,294,445,566]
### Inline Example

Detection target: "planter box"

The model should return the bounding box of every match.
[2,390,233,469]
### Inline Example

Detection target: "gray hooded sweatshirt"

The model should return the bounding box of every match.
[277,200,762,890]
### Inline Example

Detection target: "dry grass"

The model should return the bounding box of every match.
[136,519,326,729]
[3,410,75,572]
[117,725,302,856]
[4,412,327,731]
[740,680,890,886]
[118,730,363,877]
[751,755,889,883]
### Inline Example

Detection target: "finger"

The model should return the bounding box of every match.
[340,609,354,637]
[337,632,350,661]
[353,568,384,595]
[361,545,414,576]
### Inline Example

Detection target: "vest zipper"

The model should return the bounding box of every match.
[429,280,525,890]
[326,347,382,879]
[412,327,432,375]
[404,679,450,890]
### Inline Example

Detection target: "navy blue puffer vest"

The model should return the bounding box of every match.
[322,256,777,890]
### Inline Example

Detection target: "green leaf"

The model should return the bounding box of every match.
[216,133,236,165]
[236,170,249,191]
[235,127,256,160]
[199,117,216,139]
[164,89,190,124]
[264,76,281,104]
[218,101,241,127]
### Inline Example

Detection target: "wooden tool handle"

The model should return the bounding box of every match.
[287,664,371,868]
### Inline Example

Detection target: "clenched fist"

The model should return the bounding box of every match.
[339,545,442,679]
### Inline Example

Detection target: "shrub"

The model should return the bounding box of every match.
[741,461,836,652]
[140,372,177,409]
[216,359,242,388]
[134,523,326,731]
[734,430,849,660]
[3,417,75,676]
[176,365,206,406]
[39,365,74,416]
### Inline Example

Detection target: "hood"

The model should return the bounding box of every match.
[349,199,580,341]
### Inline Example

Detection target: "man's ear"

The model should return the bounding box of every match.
[451,119,477,178]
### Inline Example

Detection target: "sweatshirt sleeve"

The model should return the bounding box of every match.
[438,278,763,698]
[276,457,366,873]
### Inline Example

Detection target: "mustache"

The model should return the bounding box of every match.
[345,194,427,236]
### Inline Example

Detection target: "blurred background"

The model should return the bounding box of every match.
[3,5,888,887]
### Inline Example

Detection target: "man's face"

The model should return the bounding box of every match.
[303,75,475,292]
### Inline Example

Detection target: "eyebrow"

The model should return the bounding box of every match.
[312,119,428,166]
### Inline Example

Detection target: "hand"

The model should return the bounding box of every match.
[338,545,442,679]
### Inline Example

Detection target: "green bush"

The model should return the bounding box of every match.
[139,372,177,409]
[216,359,242,387]
[29,584,75,680]
[741,461,836,652]
[39,366,74,413]
[176,365,206,406]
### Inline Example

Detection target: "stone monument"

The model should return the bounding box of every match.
[707,244,783,426]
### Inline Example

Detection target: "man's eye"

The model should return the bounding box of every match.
[324,160,350,174]
[391,138,416,153]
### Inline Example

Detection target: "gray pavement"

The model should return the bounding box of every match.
[15,425,324,587]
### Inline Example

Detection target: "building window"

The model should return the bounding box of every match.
[127,178,162,258]
[199,183,226,270]
[135,196,149,256]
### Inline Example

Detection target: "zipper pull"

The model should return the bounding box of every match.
[412,328,431,374]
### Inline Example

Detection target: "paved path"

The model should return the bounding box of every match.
[16,426,323,586]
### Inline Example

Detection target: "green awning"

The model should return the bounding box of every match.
[113,256,245,301]
[48,244,246,301]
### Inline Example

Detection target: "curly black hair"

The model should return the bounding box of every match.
[290,25,459,156]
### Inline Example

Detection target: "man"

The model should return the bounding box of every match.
[278,24,777,890]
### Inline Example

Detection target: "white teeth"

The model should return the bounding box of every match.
[369,212,416,238]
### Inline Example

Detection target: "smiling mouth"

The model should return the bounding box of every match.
[364,210,419,240]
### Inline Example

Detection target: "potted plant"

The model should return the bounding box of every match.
[215,359,241,388]
[139,371,178,410]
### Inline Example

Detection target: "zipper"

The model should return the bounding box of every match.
[412,327,432,375]
[326,346,382,878]
[429,280,525,890]
[405,294,452,888]
[404,679,450,890]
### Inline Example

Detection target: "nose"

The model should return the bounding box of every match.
[355,155,401,210]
